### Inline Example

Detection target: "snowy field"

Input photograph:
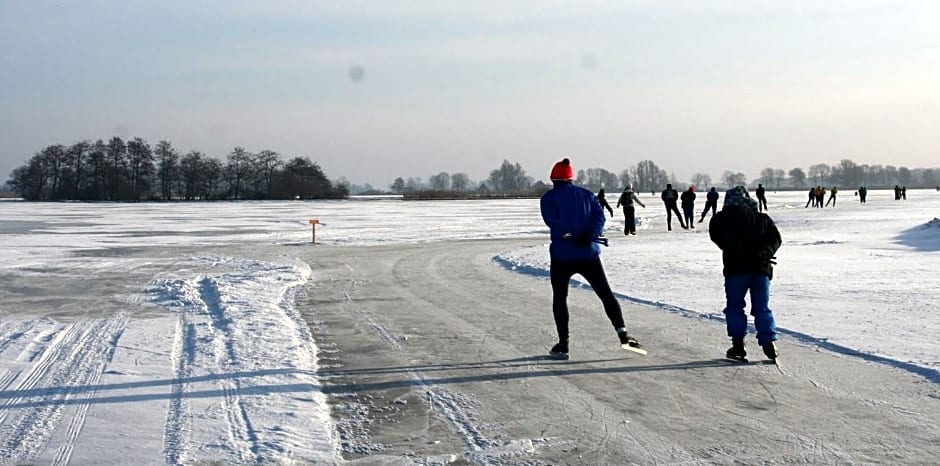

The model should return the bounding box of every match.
[0,188,937,463]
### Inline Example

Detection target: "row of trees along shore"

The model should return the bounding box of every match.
[391,159,939,200]
[8,140,938,201]
[7,137,347,201]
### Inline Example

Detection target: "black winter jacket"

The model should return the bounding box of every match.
[708,206,782,279]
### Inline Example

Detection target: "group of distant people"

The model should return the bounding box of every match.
[893,185,908,201]
[540,157,781,364]
[601,182,766,234]
[804,186,838,208]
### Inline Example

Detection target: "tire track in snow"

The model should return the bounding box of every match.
[0,317,127,465]
[163,317,196,466]
[52,321,126,466]
[199,274,260,462]
[199,277,260,462]
[0,320,41,357]
[0,322,45,398]
[153,256,333,465]
[222,381,260,463]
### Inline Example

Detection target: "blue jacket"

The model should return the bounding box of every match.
[540,181,605,261]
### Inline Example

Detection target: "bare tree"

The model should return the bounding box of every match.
[225,147,253,199]
[390,177,405,193]
[773,169,786,188]
[106,137,128,200]
[575,168,619,192]
[788,167,806,187]
[618,169,632,190]
[154,140,178,200]
[808,163,830,186]
[759,168,777,188]
[630,160,669,193]
[721,170,747,187]
[253,149,282,198]
[428,171,451,190]
[690,172,712,189]
[126,137,155,200]
[67,140,91,198]
[487,160,532,192]
[451,172,470,192]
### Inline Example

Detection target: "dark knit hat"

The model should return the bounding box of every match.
[550,158,574,181]
[723,185,758,210]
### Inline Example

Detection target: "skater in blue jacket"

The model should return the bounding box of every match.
[540,158,643,359]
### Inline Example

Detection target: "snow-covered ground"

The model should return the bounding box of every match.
[0,188,937,463]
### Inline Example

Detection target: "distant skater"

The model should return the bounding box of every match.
[661,183,687,231]
[699,187,719,223]
[540,157,643,360]
[755,183,768,212]
[805,187,815,208]
[825,186,838,207]
[709,186,782,362]
[680,186,696,229]
[858,186,867,204]
[597,188,614,218]
[902,186,907,200]
[616,183,646,235]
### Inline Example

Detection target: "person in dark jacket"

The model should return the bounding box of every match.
[540,158,643,359]
[680,186,697,229]
[597,188,614,218]
[755,183,768,212]
[660,183,687,231]
[699,187,720,223]
[858,186,867,204]
[825,186,838,207]
[616,183,646,235]
[709,186,782,362]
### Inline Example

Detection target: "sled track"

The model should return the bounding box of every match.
[158,257,320,464]
[0,317,127,465]
[164,317,196,466]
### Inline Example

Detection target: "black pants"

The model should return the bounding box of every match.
[757,196,767,212]
[550,257,625,341]
[682,206,694,227]
[622,206,637,234]
[664,203,685,229]
[699,201,717,221]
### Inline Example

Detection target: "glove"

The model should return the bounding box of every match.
[575,232,593,247]
[757,247,777,265]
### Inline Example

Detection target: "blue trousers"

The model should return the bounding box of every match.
[723,274,778,345]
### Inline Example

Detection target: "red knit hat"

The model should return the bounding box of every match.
[550,158,574,181]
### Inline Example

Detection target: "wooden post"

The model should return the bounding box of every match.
[309,218,320,243]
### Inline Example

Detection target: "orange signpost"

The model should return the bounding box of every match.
[309,218,320,243]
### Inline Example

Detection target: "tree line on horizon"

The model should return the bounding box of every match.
[369,158,939,197]
[8,139,938,201]
[6,137,348,201]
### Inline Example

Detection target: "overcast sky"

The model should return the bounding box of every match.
[2,1,938,187]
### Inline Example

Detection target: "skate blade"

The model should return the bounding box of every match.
[547,352,570,360]
[621,344,647,355]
